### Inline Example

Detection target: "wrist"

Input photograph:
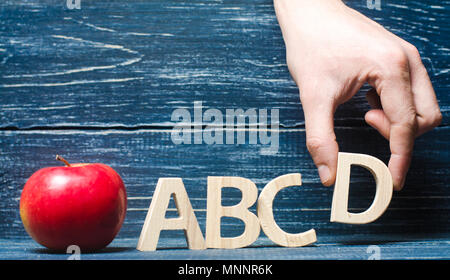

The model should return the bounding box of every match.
[274,0,348,31]
[274,0,345,14]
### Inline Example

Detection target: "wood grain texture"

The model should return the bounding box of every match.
[1,237,450,260]
[0,0,449,259]
[0,128,448,243]
[0,0,448,129]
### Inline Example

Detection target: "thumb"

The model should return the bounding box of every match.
[301,91,339,186]
[365,109,391,140]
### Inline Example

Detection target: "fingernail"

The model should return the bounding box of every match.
[318,165,331,185]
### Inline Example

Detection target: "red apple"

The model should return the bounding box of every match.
[20,155,127,251]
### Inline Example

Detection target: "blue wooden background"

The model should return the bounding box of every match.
[0,0,449,259]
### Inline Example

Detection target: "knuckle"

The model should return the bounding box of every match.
[392,107,417,130]
[300,80,338,104]
[377,47,410,80]
[431,110,443,127]
[422,110,442,128]
[306,136,327,154]
[379,46,408,66]
[406,43,421,60]
[390,49,409,67]
[402,110,418,130]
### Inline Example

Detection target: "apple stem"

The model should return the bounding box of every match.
[56,155,71,167]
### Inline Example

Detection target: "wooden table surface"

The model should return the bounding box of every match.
[0,0,449,260]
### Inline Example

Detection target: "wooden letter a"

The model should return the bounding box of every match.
[137,178,206,251]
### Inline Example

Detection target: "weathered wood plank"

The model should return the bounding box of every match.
[0,0,448,128]
[1,237,449,260]
[0,127,448,242]
[0,0,448,259]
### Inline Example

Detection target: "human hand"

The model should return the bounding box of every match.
[274,0,442,190]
